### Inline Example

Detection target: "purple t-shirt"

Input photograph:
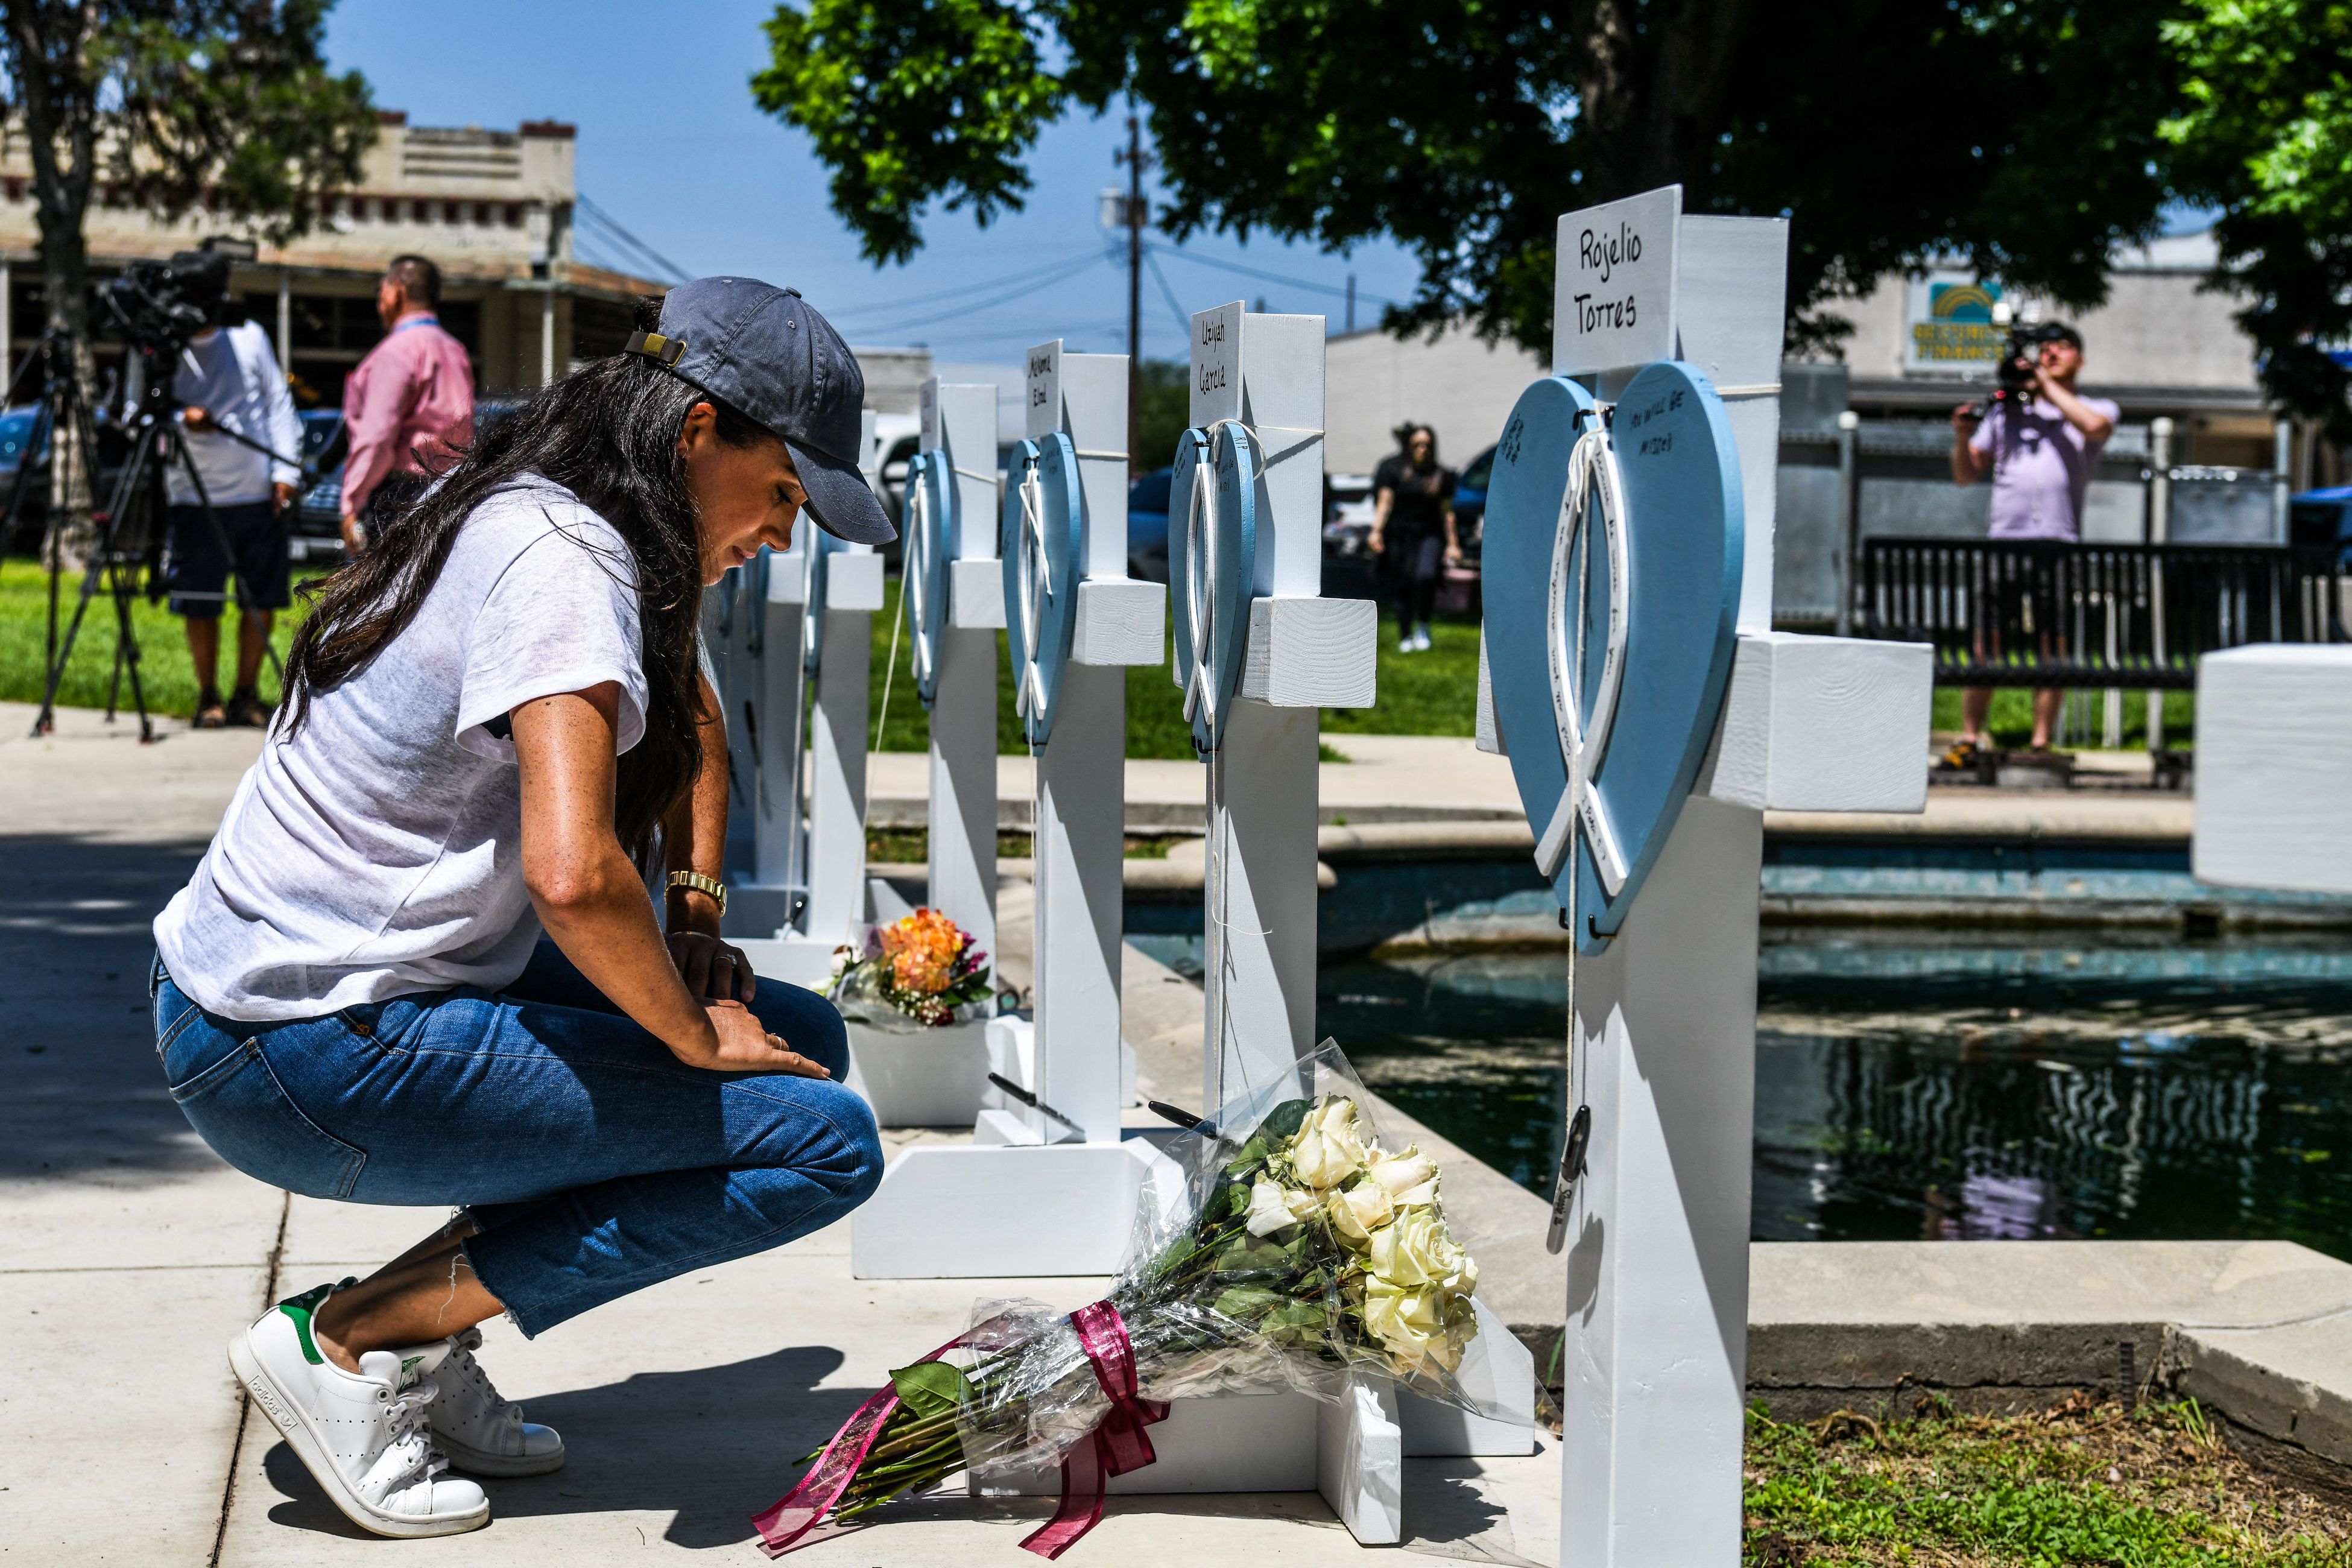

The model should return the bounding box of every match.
[1969,394,2120,540]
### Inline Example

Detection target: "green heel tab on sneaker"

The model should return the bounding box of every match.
[274,1277,360,1365]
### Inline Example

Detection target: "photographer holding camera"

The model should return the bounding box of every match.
[1947,321,2117,755]
[127,251,305,729]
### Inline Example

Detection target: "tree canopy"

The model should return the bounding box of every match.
[755,0,2352,431]
[0,0,374,551]
[2163,0,2352,435]
[0,0,373,329]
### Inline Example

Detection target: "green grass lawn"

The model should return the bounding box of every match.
[1744,1397,2347,1566]
[0,557,321,717]
[14,555,2182,761]
[2,556,1482,751]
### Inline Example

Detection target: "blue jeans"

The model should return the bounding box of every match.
[151,940,884,1335]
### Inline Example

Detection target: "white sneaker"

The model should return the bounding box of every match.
[431,1326,565,1476]
[1398,636,1417,654]
[1412,630,1432,651]
[229,1280,490,1538]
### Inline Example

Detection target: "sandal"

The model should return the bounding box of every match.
[192,689,227,730]
[225,688,275,729]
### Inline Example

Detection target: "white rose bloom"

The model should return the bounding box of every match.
[1245,1177,1298,1237]
[1365,1146,1437,1198]
[1327,1180,1393,1244]
[1389,1177,1440,1210]
[1289,1098,1368,1190]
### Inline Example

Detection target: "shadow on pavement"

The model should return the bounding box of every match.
[0,833,218,1184]
[256,1345,1530,1560]
[261,1345,856,1548]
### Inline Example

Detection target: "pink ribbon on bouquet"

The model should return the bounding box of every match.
[751,1326,972,1557]
[750,1301,1166,1560]
[1019,1300,1170,1560]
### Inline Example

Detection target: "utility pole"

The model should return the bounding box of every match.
[1113,106,1151,473]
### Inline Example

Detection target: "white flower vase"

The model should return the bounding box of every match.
[839,1014,993,1128]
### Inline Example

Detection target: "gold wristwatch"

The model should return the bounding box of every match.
[665,871,728,917]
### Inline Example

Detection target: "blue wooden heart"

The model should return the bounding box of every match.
[1166,423,1258,754]
[1001,432,1081,751]
[902,449,953,709]
[1482,362,1743,952]
[798,531,841,677]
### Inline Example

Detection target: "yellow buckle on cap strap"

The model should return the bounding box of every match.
[627,329,687,367]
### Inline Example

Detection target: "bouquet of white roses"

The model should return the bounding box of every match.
[754,1042,1482,1560]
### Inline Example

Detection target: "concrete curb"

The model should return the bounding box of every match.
[1748,1239,2352,1481]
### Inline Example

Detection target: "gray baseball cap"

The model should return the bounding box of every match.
[629,276,896,546]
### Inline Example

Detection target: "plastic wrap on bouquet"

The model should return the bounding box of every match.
[754,1040,1489,1559]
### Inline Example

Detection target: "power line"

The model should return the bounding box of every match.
[1145,241,1397,308]
[849,252,1110,338]
[1142,247,1192,339]
[575,194,691,283]
[818,247,1105,320]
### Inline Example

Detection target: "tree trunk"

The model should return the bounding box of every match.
[37,217,94,571]
[1577,0,1751,204]
[8,0,98,569]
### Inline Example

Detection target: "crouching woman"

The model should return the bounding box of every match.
[148,279,897,1538]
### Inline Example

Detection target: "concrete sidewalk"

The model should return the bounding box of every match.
[864,735,2201,844]
[0,703,1555,1566]
[868,734,1527,830]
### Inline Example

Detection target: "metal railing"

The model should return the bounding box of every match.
[1859,537,2350,688]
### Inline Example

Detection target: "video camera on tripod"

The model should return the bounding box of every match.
[103,250,229,355]
[27,242,312,741]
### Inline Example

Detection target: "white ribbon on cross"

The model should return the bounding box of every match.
[1013,455,1051,721]
[1533,422,1633,897]
[905,468,940,697]
[1180,440,1221,733]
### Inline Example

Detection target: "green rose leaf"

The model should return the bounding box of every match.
[890,1360,973,1423]
[1212,1285,1283,1321]
[1261,1100,1313,1142]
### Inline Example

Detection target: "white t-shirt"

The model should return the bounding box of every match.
[154,478,650,1020]
[125,320,306,507]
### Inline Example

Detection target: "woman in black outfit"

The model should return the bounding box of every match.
[1368,423,1459,652]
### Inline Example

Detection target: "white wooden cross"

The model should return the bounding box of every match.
[719,443,885,987]
[919,379,1006,963]
[1478,189,1933,1564]
[849,354,1171,1278]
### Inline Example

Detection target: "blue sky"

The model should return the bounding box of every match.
[323,0,1424,368]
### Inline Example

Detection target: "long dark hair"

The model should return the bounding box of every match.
[281,299,772,859]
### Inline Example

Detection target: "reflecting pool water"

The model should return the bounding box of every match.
[1314,929,2352,1260]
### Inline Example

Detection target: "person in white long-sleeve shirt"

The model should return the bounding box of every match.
[133,264,305,727]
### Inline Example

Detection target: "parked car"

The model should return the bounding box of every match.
[2291,486,2352,568]
[287,409,349,560]
[1321,472,1379,601]
[0,403,52,550]
[286,395,526,563]
[1128,466,1172,582]
[1436,443,1495,615]
[1454,443,1494,552]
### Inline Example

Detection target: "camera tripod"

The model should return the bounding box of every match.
[21,331,306,741]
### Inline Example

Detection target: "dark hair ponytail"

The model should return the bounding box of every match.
[281,297,771,859]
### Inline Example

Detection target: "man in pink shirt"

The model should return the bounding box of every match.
[340,254,475,554]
